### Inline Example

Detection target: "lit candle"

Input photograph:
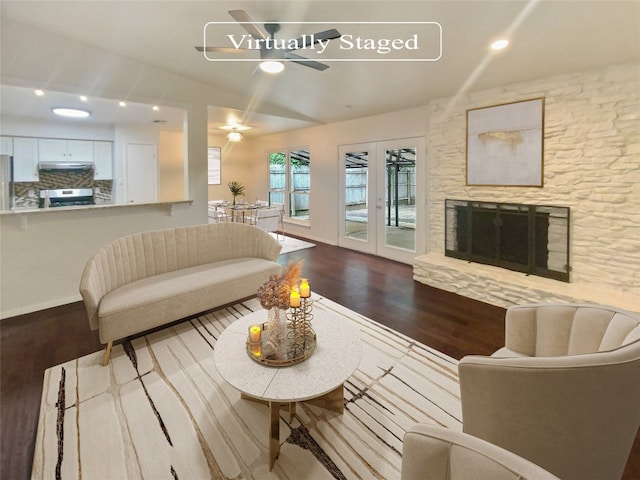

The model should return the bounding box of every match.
[249,324,261,343]
[290,288,301,308]
[249,342,261,357]
[300,278,310,298]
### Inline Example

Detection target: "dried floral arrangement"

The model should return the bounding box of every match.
[257,260,303,309]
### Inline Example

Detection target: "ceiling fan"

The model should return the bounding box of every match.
[196,10,340,72]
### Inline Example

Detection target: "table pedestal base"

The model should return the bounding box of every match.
[241,384,345,470]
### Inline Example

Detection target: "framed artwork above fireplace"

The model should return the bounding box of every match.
[466,97,544,187]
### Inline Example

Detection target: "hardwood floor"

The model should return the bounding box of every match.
[2,239,638,479]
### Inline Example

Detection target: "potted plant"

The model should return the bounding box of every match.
[228,181,245,205]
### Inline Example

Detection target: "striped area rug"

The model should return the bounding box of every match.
[31,296,462,479]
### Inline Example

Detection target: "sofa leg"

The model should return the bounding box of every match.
[102,341,113,366]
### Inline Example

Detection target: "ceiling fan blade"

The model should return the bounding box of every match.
[285,52,330,71]
[288,28,341,51]
[195,46,252,53]
[228,9,267,40]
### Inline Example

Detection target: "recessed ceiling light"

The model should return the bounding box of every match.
[79,95,88,102]
[491,39,509,51]
[119,101,127,107]
[259,61,285,74]
[35,89,44,96]
[152,105,159,111]
[52,107,91,118]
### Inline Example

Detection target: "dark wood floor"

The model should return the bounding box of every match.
[2,239,638,479]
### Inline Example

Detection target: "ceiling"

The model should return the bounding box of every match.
[1,0,638,137]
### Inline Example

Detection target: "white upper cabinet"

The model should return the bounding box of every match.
[93,141,113,180]
[38,138,94,163]
[13,137,39,181]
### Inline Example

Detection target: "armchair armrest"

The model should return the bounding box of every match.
[459,350,640,480]
[401,424,560,480]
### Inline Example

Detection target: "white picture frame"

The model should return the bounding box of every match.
[466,97,544,187]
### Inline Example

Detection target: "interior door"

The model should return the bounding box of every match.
[339,138,423,264]
[126,143,157,204]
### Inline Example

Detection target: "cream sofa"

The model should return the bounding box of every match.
[79,222,282,364]
[401,424,560,479]
[459,303,640,480]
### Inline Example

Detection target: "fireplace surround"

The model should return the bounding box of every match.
[445,200,570,282]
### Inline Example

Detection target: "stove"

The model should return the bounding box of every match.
[39,188,95,208]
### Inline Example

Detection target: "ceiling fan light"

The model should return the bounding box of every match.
[52,107,91,118]
[227,130,244,142]
[491,39,509,51]
[260,61,284,74]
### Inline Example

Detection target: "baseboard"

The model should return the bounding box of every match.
[0,294,82,320]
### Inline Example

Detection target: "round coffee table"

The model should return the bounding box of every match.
[214,306,362,470]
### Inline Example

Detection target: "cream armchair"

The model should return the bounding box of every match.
[401,424,559,480]
[459,303,640,480]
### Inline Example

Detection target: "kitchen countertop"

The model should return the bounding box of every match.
[0,199,194,216]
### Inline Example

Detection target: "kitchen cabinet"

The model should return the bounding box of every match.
[38,138,94,163]
[94,141,113,180]
[13,137,39,182]
[0,136,13,156]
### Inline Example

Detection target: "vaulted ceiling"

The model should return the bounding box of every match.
[1,1,638,136]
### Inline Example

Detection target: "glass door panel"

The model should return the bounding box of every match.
[345,151,369,240]
[338,143,376,255]
[339,138,423,264]
[383,147,416,251]
[290,149,310,220]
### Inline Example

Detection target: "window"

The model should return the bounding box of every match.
[268,148,310,221]
[207,147,221,184]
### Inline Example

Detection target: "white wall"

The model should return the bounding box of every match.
[1,17,637,317]
[206,134,257,203]
[0,22,217,318]
[158,130,185,202]
[247,107,429,244]
[244,63,639,312]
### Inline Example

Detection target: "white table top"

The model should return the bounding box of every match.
[214,307,362,402]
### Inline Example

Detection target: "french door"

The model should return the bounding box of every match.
[338,137,424,264]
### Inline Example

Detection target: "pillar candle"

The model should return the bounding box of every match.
[300,279,310,298]
[249,324,261,343]
[290,289,301,308]
[249,342,261,357]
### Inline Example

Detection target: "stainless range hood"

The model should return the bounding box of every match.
[38,162,95,172]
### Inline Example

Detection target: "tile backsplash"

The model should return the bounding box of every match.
[13,170,112,208]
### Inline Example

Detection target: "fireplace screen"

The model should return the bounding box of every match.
[445,200,570,282]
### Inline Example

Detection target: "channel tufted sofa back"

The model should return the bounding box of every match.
[80,222,282,332]
[499,303,640,357]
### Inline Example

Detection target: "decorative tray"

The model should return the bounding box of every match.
[246,323,316,367]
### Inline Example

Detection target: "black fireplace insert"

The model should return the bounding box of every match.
[445,200,570,282]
